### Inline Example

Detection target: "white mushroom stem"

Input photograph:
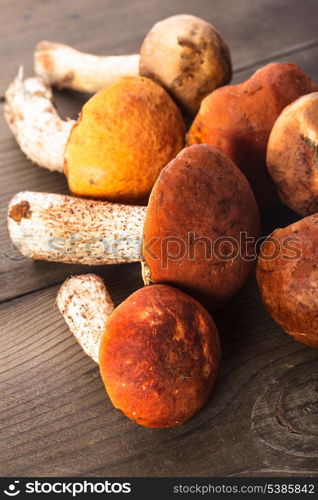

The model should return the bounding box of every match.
[57,274,114,363]
[4,68,74,172]
[8,191,146,265]
[34,41,140,93]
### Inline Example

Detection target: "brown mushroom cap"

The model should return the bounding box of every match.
[267,92,318,216]
[64,76,185,204]
[257,215,318,348]
[187,62,318,212]
[142,144,260,310]
[139,14,232,116]
[99,284,221,428]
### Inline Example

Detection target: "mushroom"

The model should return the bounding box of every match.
[35,41,140,93]
[267,92,318,216]
[5,72,185,203]
[57,274,221,427]
[187,62,318,212]
[8,145,260,310]
[256,215,318,348]
[34,14,232,115]
[57,274,114,363]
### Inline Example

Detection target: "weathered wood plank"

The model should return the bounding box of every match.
[1,276,317,476]
[233,43,318,83]
[1,0,318,478]
[1,0,318,95]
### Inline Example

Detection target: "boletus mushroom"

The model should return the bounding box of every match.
[267,92,318,216]
[5,71,185,204]
[256,215,318,348]
[57,274,221,427]
[34,14,232,115]
[187,62,318,212]
[8,145,260,310]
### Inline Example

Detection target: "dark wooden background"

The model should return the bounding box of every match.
[1,0,318,477]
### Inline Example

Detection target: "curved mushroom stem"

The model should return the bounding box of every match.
[34,41,140,93]
[57,274,114,363]
[4,68,74,172]
[8,191,146,265]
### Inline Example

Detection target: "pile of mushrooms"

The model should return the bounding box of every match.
[187,62,318,212]
[4,12,318,428]
[5,14,232,204]
[8,145,260,310]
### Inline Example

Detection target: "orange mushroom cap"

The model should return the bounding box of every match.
[99,284,221,428]
[64,76,185,204]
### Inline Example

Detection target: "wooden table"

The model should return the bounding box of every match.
[1,0,318,477]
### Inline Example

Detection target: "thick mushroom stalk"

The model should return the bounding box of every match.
[35,41,140,93]
[4,68,75,172]
[57,274,113,363]
[8,191,146,265]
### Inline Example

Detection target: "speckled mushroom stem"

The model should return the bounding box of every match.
[57,274,113,363]
[4,68,75,172]
[34,41,140,93]
[8,191,146,265]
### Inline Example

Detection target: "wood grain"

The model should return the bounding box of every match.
[1,0,318,95]
[1,0,318,477]
[1,276,318,476]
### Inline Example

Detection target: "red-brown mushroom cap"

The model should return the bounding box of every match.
[257,215,318,348]
[142,144,260,310]
[99,284,221,428]
[187,62,318,212]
